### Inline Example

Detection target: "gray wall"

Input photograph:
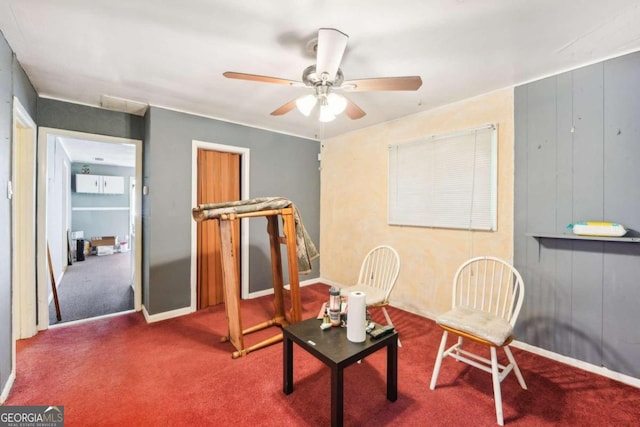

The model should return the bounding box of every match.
[38,98,144,141]
[0,30,12,403]
[0,31,37,400]
[144,106,320,314]
[514,51,640,378]
[3,36,321,396]
[71,163,134,243]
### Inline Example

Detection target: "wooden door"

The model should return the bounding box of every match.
[197,149,240,309]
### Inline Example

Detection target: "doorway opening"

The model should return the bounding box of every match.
[37,128,142,328]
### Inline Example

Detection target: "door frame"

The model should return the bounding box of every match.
[61,159,70,267]
[36,127,143,330]
[11,97,37,377]
[190,140,250,310]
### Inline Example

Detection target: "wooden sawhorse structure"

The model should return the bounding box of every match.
[212,207,302,358]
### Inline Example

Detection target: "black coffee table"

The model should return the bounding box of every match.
[283,317,398,427]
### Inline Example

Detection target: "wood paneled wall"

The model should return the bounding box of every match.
[514,51,640,378]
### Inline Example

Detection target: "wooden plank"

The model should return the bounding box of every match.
[601,242,640,378]
[282,209,302,323]
[603,53,640,228]
[219,219,244,354]
[570,63,604,366]
[602,52,640,378]
[46,243,61,321]
[513,84,529,341]
[572,63,604,220]
[266,216,286,324]
[524,76,559,350]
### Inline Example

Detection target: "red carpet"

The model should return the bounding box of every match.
[5,283,640,426]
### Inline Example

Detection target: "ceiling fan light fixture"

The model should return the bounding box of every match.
[296,94,317,116]
[224,28,420,124]
[319,104,336,122]
[326,93,347,115]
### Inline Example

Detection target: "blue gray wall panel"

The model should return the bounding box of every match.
[37,98,144,141]
[601,52,640,376]
[144,106,320,315]
[0,31,38,400]
[0,31,13,400]
[514,51,640,378]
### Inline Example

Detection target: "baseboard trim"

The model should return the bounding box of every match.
[142,304,195,323]
[245,277,323,299]
[141,279,325,322]
[48,309,137,329]
[511,340,640,388]
[0,371,16,404]
[387,300,640,388]
[317,277,343,289]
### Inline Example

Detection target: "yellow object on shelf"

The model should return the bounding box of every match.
[570,221,627,237]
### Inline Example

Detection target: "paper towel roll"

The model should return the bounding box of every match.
[347,291,367,342]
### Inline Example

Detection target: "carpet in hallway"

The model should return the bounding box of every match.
[48,251,133,324]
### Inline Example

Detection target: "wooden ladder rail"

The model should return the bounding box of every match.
[46,243,62,321]
[218,207,302,358]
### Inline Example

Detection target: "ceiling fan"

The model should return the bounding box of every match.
[223,28,422,122]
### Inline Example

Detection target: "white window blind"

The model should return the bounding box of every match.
[388,124,497,230]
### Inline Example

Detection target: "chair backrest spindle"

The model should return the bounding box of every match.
[357,245,400,301]
[452,256,524,326]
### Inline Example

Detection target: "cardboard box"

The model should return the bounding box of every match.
[91,236,117,247]
[96,246,114,256]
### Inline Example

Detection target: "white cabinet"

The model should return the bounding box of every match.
[102,175,125,194]
[76,174,124,194]
[76,174,101,193]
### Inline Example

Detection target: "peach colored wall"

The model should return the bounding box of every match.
[320,88,514,319]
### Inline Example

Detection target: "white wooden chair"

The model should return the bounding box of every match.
[429,256,527,425]
[342,245,401,344]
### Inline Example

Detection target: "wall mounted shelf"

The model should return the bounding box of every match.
[526,232,640,243]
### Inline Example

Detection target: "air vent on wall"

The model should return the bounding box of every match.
[101,94,148,116]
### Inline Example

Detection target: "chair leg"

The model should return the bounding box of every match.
[429,331,448,390]
[454,336,464,359]
[382,307,402,347]
[504,346,527,390]
[490,346,504,426]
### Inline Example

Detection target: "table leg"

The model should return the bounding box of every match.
[283,335,293,395]
[387,335,398,401]
[331,366,344,427]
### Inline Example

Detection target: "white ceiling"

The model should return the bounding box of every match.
[2,1,640,141]
[58,136,136,168]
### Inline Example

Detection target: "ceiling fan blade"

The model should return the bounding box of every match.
[342,76,423,91]
[344,98,366,120]
[316,28,348,82]
[270,99,298,116]
[223,71,301,86]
